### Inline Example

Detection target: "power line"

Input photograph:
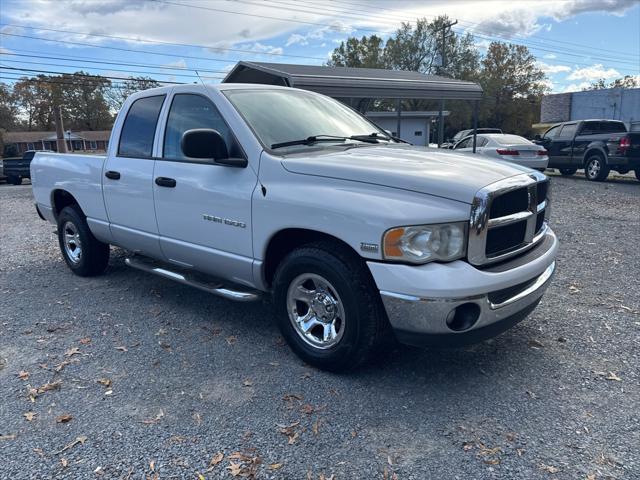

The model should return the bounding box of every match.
[316,0,640,58]
[247,0,639,66]
[0,65,187,84]
[0,51,230,74]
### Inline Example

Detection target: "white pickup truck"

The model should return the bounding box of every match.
[31,84,558,371]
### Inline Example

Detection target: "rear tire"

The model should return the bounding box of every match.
[272,241,389,372]
[7,175,22,185]
[584,154,609,182]
[559,168,577,176]
[57,205,110,277]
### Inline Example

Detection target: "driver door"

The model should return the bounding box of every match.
[153,91,258,286]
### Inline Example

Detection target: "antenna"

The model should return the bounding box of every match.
[194,70,206,88]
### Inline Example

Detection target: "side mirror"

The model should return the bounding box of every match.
[181,129,247,168]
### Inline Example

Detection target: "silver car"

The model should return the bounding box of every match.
[453,133,549,170]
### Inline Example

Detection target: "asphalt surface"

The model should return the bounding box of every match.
[1,173,639,480]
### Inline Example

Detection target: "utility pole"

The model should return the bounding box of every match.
[54,106,68,153]
[436,19,457,147]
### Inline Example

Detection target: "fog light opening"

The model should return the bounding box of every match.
[446,303,481,332]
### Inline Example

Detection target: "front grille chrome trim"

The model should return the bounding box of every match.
[469,171,548,266]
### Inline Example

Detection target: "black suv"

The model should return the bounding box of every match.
[535,120,640,182]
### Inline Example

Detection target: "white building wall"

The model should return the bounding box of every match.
[369,117,430,146]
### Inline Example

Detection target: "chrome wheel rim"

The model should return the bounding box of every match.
[587,158,600,178]
[286,273,346,349]
[62,221,82,264]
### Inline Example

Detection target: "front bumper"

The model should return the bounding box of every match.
[368,228,558,347]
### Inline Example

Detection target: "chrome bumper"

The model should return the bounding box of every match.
[378,259,556,347]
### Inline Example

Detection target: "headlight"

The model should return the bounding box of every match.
[383,222,467,264]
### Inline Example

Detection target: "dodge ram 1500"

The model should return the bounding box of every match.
[31,84,558,371]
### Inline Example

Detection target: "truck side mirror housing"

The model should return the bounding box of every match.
[181,129,247,168]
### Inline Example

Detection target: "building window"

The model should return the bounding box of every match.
[72,140,83,150]
[89,141,98,150]
[27,142,35,150]
[414,131,423,136]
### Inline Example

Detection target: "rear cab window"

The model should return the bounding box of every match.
[118,95,166,158]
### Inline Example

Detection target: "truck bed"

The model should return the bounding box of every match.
[31,152,109,224]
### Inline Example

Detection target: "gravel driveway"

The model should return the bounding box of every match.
[1,173,639,480]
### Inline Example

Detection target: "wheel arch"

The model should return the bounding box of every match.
[51,189,83,220]
[582,146,607,166]
[262,228,362,289]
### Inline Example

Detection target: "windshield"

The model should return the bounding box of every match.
[224,89,389,150]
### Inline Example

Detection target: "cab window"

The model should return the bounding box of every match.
[557,123,577,139]
[118,95,166,158]
[543,125,560,140]
[163,94,239,161]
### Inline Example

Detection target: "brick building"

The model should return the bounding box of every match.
[2,130,111,156]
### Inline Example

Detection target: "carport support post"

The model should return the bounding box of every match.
[472,100,479,153]
[396,98,402,139]
[438,99,445,147]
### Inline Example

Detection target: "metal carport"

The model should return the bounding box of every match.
[223,61,483,150]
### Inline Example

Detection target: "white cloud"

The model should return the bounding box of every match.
[162,59,187,69]
[286,34,308,47]
[544,53,557,59]
[562,82,592,92]
[567,63,620,81]
[241,42,284,56]
[537,61,572,74]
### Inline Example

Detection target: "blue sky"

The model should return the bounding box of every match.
[0,0,638,93]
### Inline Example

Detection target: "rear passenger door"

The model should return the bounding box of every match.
[152,92,258,285]
[103,94,166,258]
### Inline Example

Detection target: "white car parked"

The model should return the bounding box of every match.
[453,134,549,170]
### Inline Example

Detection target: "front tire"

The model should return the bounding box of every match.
[559,168,577,176]
[57,206,110,277]
[272,242,388,372]
[584,154,609,182]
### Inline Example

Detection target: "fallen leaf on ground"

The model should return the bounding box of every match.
[28,380,63,401]
[528,339,544,349]
[64,347,81,357]
[243,379,253,387]
[56,414,73,423]
[23,412,37,421]
[79,337,91,345]
[53,359,75,372]
[197,474,205,480]
[278,421,300,444]
[569,285,580,294]
[227,462,243,477]
[462,441,474,452]
[0,434,16,441]
[17,370,30,380]
[283,393,303,402]
[606,372,622,381]
[269,463,283,470]
[208,452,224,467]
[54,435,87,455]
[141,409,165,425]
[539,463,560,474]
[97,378,112,388]
[312,420,321,435]
[268,361,279,366]
[61,458,68,468]
[301,404,315,415]
[226,336,237,345]
[115,346,128,352]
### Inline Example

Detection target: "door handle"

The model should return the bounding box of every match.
[105,170,121,180]
[155,177,177,188]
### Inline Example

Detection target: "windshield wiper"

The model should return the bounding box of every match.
[271,133,383,150]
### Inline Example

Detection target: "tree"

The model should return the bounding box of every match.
[59,72,113,130]
[0,83,19,131]
[106,76,161,112]
[587,75,639,90]
[479,42,547,136]
[327,35,385,68]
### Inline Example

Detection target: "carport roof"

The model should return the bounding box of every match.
[223,62,483,100]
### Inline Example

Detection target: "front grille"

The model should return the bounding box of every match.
[468,172,549,266]
[486,222,527,255]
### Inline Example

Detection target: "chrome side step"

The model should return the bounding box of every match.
[124,257,261,302]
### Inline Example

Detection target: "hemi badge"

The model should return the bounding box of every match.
[360,242,379,253]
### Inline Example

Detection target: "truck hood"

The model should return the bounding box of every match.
[280,144,531,204]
